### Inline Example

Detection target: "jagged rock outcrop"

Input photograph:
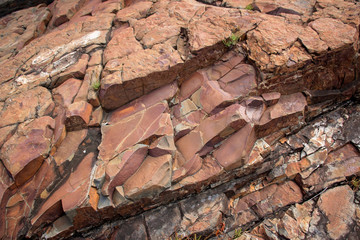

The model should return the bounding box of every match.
[0,0,359,239]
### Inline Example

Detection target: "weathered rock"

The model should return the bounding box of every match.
[144,204,181,239]
[98,102,173,162]
[0,87,54,128]
[31,152,96,231]
[52,78,82,107]
[65,101,93,131]
[309,185,356,239]
[123,154,172,200]
[0,5,51,58]
[0,116,55,186]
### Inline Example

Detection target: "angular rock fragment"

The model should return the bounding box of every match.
[65,101,93,131]
[0,116,55,186]
[123,154,172,200]
[98,101,173,162]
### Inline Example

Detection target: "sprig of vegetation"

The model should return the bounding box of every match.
[92,81,101,91]
[233,228,243,239]
[350,176,360,191]
[223,33,240,48]
[245,4,253,10]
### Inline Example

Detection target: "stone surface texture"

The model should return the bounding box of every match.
[0,0,359,239]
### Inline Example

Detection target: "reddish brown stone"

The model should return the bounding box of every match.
[0,125,17,147]
[65,101,93,131]
[0,116,55,186]
[234,181,303,218]
[48,0,87,28]
[31,152,96,229]
[52,78,82,107]
[105,144,148,198]
[176,104,246,161]
[0,87,54,128]
[309,18,356,50]
[98,102,173,162]
[213,123,256,170]
[315,185,356,239]
[123,154,172,200]
[88,106,104,127]
[115,0,153,22]
[0,5,51,58]
[53,129,88,167]
[107,82,178,124]
[177,156,223,187]
[103,27,142,64]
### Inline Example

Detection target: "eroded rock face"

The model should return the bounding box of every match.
[0,0,359,239]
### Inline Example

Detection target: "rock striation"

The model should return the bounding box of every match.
[0,0,359,239]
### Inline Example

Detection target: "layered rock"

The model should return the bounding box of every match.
[0,0,359,239]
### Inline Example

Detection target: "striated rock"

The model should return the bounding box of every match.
[98,101,173,162]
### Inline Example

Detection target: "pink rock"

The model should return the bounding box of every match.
[0,87,54,128]
[172,154,202,183]
[123,154,172,200]
[48,0,87,28]
[107,82,178,124]
[316,185,355,239]
[261,92,281,106]
[103,27,143,64]
[53,129,88,167]
[218,64,257,97]
[98,102,173,161]
[31,153,95,230]
[213,123,256,170]
[176,104,246,161]
[0,116,55,186]
[309,18,356,50]
[177,156,223,187]
[115,0,153,22]
[106,144,148,198]
[179,71,205,101]
[198,80,233,114]
[52,78,82,107]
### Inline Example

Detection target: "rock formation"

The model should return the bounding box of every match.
[0,0,359,239]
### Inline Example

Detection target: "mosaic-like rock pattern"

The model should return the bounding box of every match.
[0,0,359,239]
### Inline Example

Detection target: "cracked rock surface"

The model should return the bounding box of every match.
[0,0,359,239]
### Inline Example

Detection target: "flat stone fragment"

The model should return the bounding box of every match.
[309,18,356,50]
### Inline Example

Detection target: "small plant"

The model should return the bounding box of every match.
[223,33,240,48]
[245,4,253,10]
[351,176,360,191]
[233,228,243,239]
[92,81,101,91]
